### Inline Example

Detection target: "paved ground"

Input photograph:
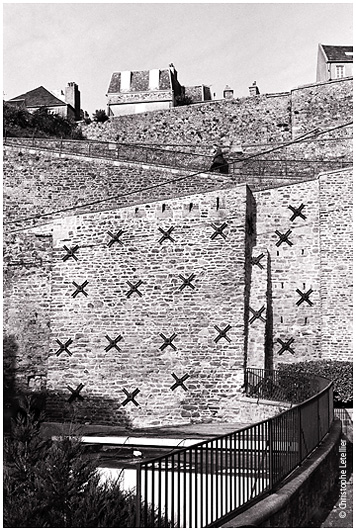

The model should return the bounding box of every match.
[41,420,249,440]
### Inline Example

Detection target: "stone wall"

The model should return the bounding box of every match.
[83,78,352,153]
[254,179,322,365]
[41,185,252,426]
[3,146,237,230]
[252,167,353,366]
[291,78,353,138]
[319,168,353,361]
[83,93,292,147]
[3,233,53,394]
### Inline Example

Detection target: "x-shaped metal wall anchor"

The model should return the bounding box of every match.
[104,334,123,352]
[55,338,73,357]
[62,245,79,261]
[107,230,124,247]
[158,227,175,244]
[249,306,266,324]
[275,229,293,247]
[288,203,306,222]
[72,280,89,298]
[277,337,295,356]
[296,288,314,306]
[178,273,196,291]
[171,372,190,391]
[210,222,228,240]
[159,333,178,351]
[251,253,265,269]
[214,324,232,343]
[121,388,140,407]
[67,383,84,403]
[126,280,143,298]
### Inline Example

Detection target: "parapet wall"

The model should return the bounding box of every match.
[83,78,353,152]
[3,146,236,229]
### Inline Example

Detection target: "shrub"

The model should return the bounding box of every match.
[278,360,353,405]
[3,102,84,139]
[92,109,109,123]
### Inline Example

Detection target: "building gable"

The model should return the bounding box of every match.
[8,86,67,108]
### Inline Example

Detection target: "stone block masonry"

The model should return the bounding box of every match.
[254,179,322,365]
[3,146,237,230]
[43,185,252,426]
[3,234,53,393]
[319,168,353,361]
[83,78,352,154]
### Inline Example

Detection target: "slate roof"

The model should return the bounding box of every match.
[8,86,67,108]
[321,45,353,62]
[107,69,172,93]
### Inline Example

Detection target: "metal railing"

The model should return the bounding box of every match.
[4,137,351,181]
[135,368,333,527]
[239,157,352,180]
[4,136,212,172]
[244,367,322,404]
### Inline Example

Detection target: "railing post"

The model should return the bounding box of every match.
[88,142,91,157]
[136,464,141,528]
[268,418,273,491]
[298,405,303,462]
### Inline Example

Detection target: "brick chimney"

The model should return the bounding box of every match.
[249,81,260,96]
[65,82,81,120]
[223,85,234,99]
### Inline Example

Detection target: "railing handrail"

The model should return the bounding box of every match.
[4,136,352,169]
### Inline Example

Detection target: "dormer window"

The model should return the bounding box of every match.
[335,65,345,78]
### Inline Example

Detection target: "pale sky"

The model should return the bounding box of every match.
[3,2,353,115]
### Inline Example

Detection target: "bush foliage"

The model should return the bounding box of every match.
[92,109,109,123]
[3,395,143,528]
[3,102,84,139]
[278,360,353,404]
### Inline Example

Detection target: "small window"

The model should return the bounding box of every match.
[335,65,345,78]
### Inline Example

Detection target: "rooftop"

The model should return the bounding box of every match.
[320,44,353,62]
[8,86,67,108]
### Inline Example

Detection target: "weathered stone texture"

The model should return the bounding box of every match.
[83,94,292,146]
[319,168,353,361]
[3,146,237,229]
[43,186,250,426]
[254,179,322,365]
[83,78,352,153]
[3,233,52,391]
[291,78,353,138]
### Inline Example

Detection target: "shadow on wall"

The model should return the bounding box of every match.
[3,334,133,432]
[265,252,274,371]
[243,191,257,372]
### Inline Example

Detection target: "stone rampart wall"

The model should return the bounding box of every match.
[3,146,237,230]
[319,168,353,361]
[28,185,252,427]
[83,93,292,146]
[82,78,352,153]
[254,179,322,365]
[291,78,353,138]
[3,234,53,394]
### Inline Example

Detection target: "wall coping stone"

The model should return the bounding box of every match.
[291,76,353,92]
